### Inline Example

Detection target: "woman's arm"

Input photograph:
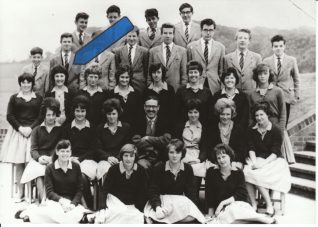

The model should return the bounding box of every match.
[71,164,84,206]
[184,165,198,205]
[205,168,217,215]
[6,95,21,131]
[44,165,62,202]
[148,165,162,210]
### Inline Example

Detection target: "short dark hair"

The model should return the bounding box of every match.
[103,98,123,117]
[187,60,203,75]
[221,67,239,85]
[167,138,186,159]
[179,3,193,12]
[236,28,252,40]
[161,23,175,34]
[50,65,69,87]
[115,65,132,84]
[18,72,35,88]
[75,12,89,22]
[252,63,275,84]
[212,143,235,164]
[60,33,73,43]
[251,101,272,122]
[270,35,286,45]
[200,18,216,30]
[52,139,71,162]
[185,98,202,113]
[144,95,160,106]
[149,63,167,82]
[129,26,140,37]
[145,8,159,18]
[30,47,43,56]
[40,97,61,119]
[72,95,90,113]
[84,63,102,80]
[106,5,121,16]
[119,144,138,162]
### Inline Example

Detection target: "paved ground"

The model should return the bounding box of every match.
[0,162,316,224]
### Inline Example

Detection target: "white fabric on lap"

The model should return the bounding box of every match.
[244,157,291,193]
[80,160,98,179]
[20,159,46,183]
[144,194,206,223]
[96,160,111,180]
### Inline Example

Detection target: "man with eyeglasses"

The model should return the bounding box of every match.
[132,95,172,170]
[72,12,91,51]
[187,18,225,95]
[174,3,201,48]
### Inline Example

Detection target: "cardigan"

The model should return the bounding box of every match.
[99,163,148,211]
[205,168,249,209]
[148,162,197,210]
[45,161,83,206]
[6,93,43,131]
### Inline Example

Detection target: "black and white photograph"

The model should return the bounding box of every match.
[0,0,316,224]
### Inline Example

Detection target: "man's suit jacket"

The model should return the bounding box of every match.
[139,28,162,49]
[263,54,300,103]
[224,50,262,93]
[187,39,225,95]
[148,43,187,91]
[114,45,149,93]
[72,31,91,51]
[21,63,49,97]
[49,52,82,95]
[98,51,116,91]
[174,21,201,48]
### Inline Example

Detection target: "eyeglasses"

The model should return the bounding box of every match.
[180,11,192,15]
[202,29,214,33]
[145,105,159,109]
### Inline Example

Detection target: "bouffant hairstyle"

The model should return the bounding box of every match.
[221,67,239,85]
[149,63,167,82]
[18,72,35,88]
[187,60,203,76]
[72,95,90,112]
[145,8,159,19]
[211,143,235,164]
[185,98,202,113]
[214,98,237,119]
[115,65,133,84]
[40,97,61,120]
[119,143,138,162]
[251,101,272,122]
[252,63,275,84]
[52,139,72,162]
[166,138,186,159]
[84,62,102,81]
[50,65,69,87]
[102,98,123,118]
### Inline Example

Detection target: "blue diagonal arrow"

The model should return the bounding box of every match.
[74,16,134,65]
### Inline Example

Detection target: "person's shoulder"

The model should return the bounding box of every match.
[149,45,161,53]
[121,121,131,130]
[174,44,186,52]
[206,166,218,176]
[34,93,43,100]
[213,40,225,49]
[176,84,187,92]
[249,50,261,58]
[46,162,54,171]
[137,45,148,52]
[187,39,200,49]
[231,169,244,177]
[184,162,194,172]
[225,50,236,59]
[71,161,81,170]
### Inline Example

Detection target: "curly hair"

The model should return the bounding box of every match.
[214,98,237,119]
[40,97,61,120]
[251,101,272,122]
[252,63,275,84]
[102,98,123,118]
[221,67,239,85]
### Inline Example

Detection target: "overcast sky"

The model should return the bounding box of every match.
[0,0,315,62]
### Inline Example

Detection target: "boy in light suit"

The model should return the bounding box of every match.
[148,23,187,92]
[114,26,149,94]
[72,12,91,51]
[263,35,300,126]
[187,18,225,95]
[174,3,201,48]
[224,29,262,93]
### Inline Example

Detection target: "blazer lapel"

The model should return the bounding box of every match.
[280,54,290,76]
[189,23,196,41]
[167,45,177,68]
[132,46,141,66]
[68,52,74,72]
[242,51,253,72]
[270,55,278,76]
[229,52,241,73]
[208,40,218,64]
[140,32,152,47]
[158,45,165,66]
[177,23,187,43]
[194,41,205,64]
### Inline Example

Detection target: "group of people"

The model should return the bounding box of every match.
[0,2,299,224]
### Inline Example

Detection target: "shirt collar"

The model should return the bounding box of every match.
[183,21,192,27]
[119,161,138,174]
[256,83,274,93]
[236,49,248,56]
[52,85,69,93]
[221,88,239,95]
[162,42,174,49]
[17,91,37,100]
[186,83,203,90]
[148,82,168,91]
[71,120,90,129]
[82,86,103,93]
[127,43,137,49]
[275,53,285,60]
[252,121,272,131]
[165,161,185,172]
[185,120,202,129]
[61,50,71,57]
[201,38,212,45]
[104,121,122,128]
[114,85,134,93]
[146,116,157,123]
[40,121,60,128]
[54,160,72,170]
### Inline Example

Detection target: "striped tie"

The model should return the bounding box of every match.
[33,66,38,77]
[185,25,189,42]
[64,53,69,70]
[128,45,133,65]
[166,45,171,67]
[204,41,209,64]
[277,57,281,75]
[79,32,83,45]
[149,28,156,40]
[239,52,244,70]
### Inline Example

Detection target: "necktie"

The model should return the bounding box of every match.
[95,56,99,63]
[277,57,281,75]
[79,32,83,45]
[128,45,133,65]
[166,45,171,67]
[149,28,156,40]
[146,120,153,136]
[64,53,69,70]
[185,25,189,42]
[33,66,38,77]
[239,52,244,70]
[204,40,209,64]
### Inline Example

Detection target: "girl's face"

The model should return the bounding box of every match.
[258,69,270,85]
[45,109,57,126]
[152,68,163,83]
[74,107,86,122]
[216,152,231,168]
[188,108,200,123]
[119,72,130,87]
[188,69,201,84]
[54,73,66,87]
[168,146,182,164]
[255,109,269,126]
[219,107,232,125]
[56,146,72,162]
[87,74,99,87]
[224,74,236,89]
[20,79,32,93]
[122,152,136,168]
[106,109,118,124]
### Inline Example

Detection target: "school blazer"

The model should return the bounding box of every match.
[114,45,149,93]
[139,28,162,49]
[174,21,201,48]
[72,31,91,51]
[98,51,116,91]
[224,50,262,93]
[148,43,187,91]
[263,54,300,103]
[187,39,225,95]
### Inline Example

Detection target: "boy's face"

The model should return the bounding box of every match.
[75,18,88,32]
[126,31,138,46]
[61,37,73,52]
[236,31,250,50]
[180,7,193,24]
[162,27,174,44]
[201,24,215,41]
[31,53,42,66]
[272,41,285,57]
[146,16,159,29]
[107,12,119,25]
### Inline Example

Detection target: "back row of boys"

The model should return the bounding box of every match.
[23,3,300,121]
